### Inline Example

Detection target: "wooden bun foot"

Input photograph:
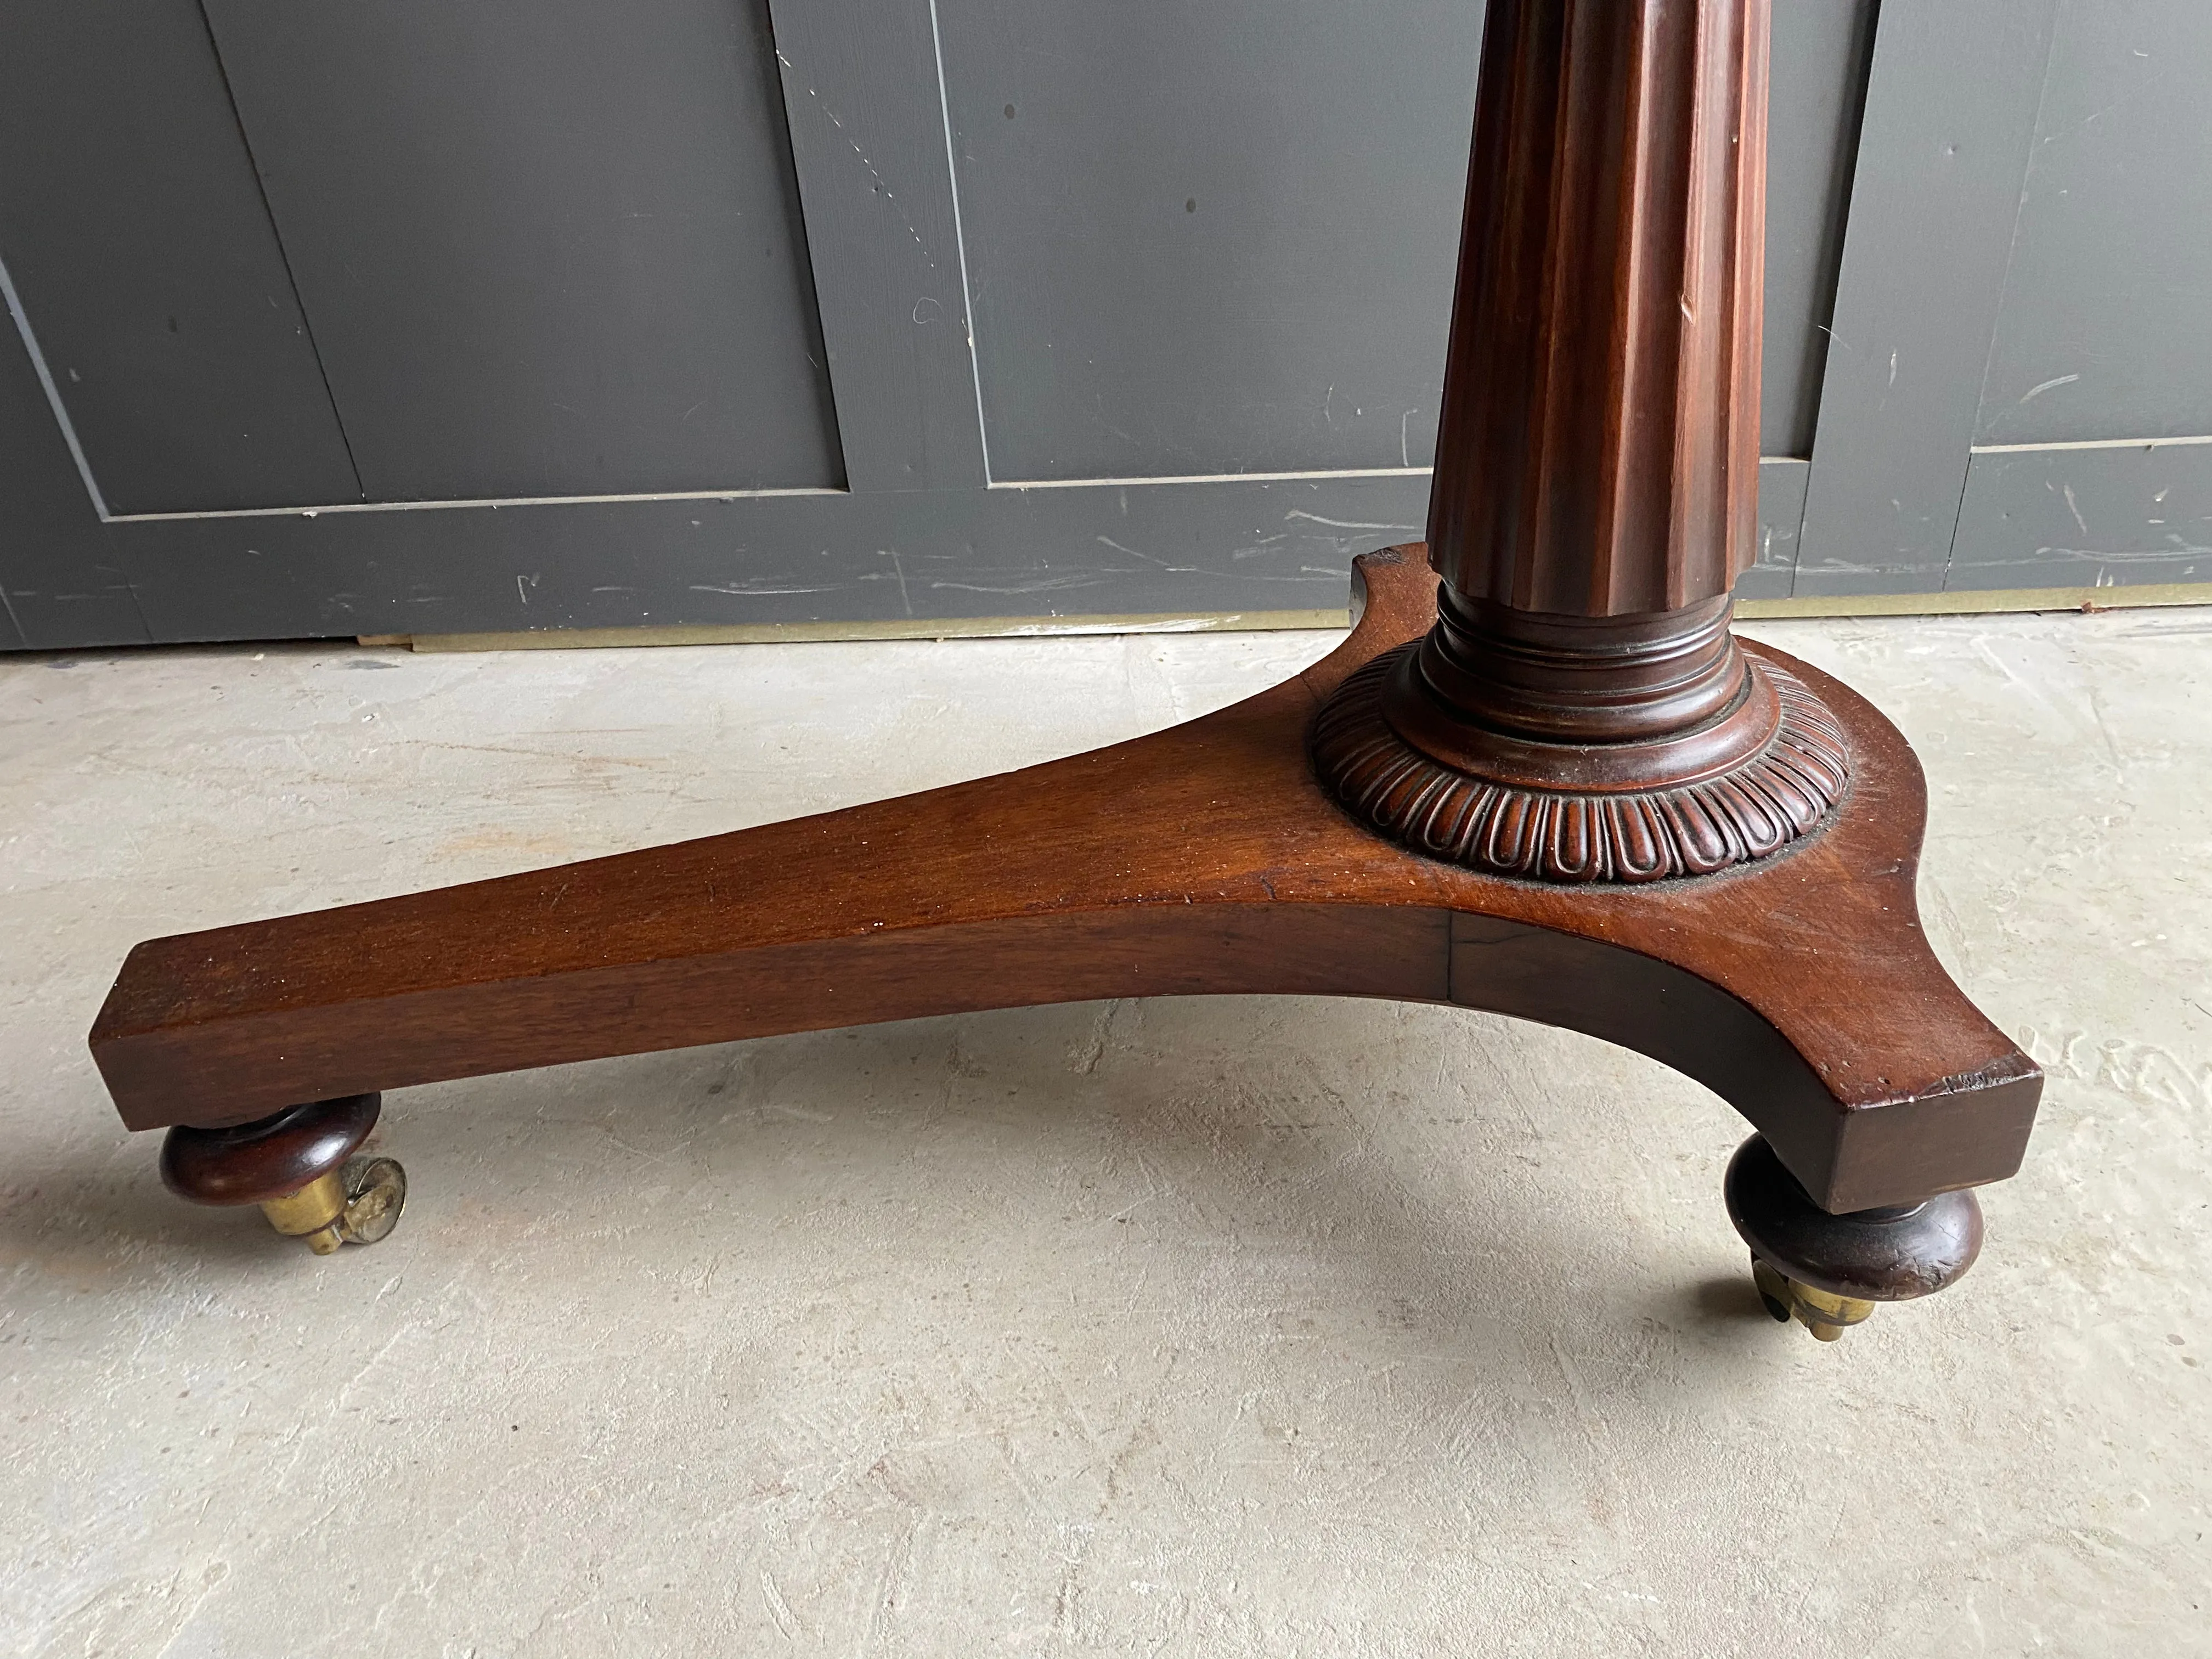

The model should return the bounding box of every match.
[1727,1135,1982,1341]
[160,1094,404,1253]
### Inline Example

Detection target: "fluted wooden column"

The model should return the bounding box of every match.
[1429,0,1769,616]
[1313,0,1848,884]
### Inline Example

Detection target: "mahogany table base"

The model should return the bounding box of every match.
[102,550,2039,1336]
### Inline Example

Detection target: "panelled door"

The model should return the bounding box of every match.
[12,0,2179,653]
[1795,0,2212,600]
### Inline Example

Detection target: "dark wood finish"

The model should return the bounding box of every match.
[1319,0,1842,885]
[1427,0,1768,616]
[92,550,2035,1215]
[1726,1133,1983,1301]
[1316,633,1847,883]
[160,1093,381,1207]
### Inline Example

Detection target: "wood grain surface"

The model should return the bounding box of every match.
[1426,0,1769,616]
[92,550,2038,1213]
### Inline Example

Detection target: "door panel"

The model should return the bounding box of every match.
[939,0,1869,484]
[95,475,1432,645]
[938,0,1482,483]
[1945,0,2212,592]
[1973,1,2212,449]
[763,0,989,493]
[0,319,144,648]
[1761,0,1878,460]
[1950,443,2211,591]
[4,0,1900,648]
[0,0,357,515]
[201,0,843,502]
[1793,0,2066,598]
[1799,0,2212,599]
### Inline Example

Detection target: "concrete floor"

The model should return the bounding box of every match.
[2,608,2207,1657]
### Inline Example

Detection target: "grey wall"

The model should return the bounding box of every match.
[1948,0,2212,591]
[1974,1,2212,451]
[1797,0,2212,599]
[1761,0,1878,460]
[200,0,843,503]
[940,0,1870,484]
[941,0,1479,483]
[4,0,2192,650]
[0,2,355,514]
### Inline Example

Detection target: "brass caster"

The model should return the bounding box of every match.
[161,1094,406,1254]
[255,1159,407,1256]
[1725,1135,1983,1341]
[1751,1255,1877,1342]
[257,1155,407,1253]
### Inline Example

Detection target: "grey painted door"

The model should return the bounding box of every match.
[1946,0,2212,594]
[1,0,2089,652]
[1796,0,2212,599]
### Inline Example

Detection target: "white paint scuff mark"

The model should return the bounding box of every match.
[689,582,842,597]
[881,549,915,616]
[780,61,938,271]
[929,573,1105,596]
[1097,535,1200,574]
[1284,510,1421,533]
[2020,373,2083,404]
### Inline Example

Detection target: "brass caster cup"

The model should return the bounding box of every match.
[257,1156,408,1253]
[1752,1256,1877,1342]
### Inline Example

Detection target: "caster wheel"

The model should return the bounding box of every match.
[1750,1256,1794,1323]
[336,1155,407,1246]
[162,1094,405,1254]
[1725,1135,1984,1342]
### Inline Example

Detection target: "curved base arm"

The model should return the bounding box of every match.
[91,550,2039,1216]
